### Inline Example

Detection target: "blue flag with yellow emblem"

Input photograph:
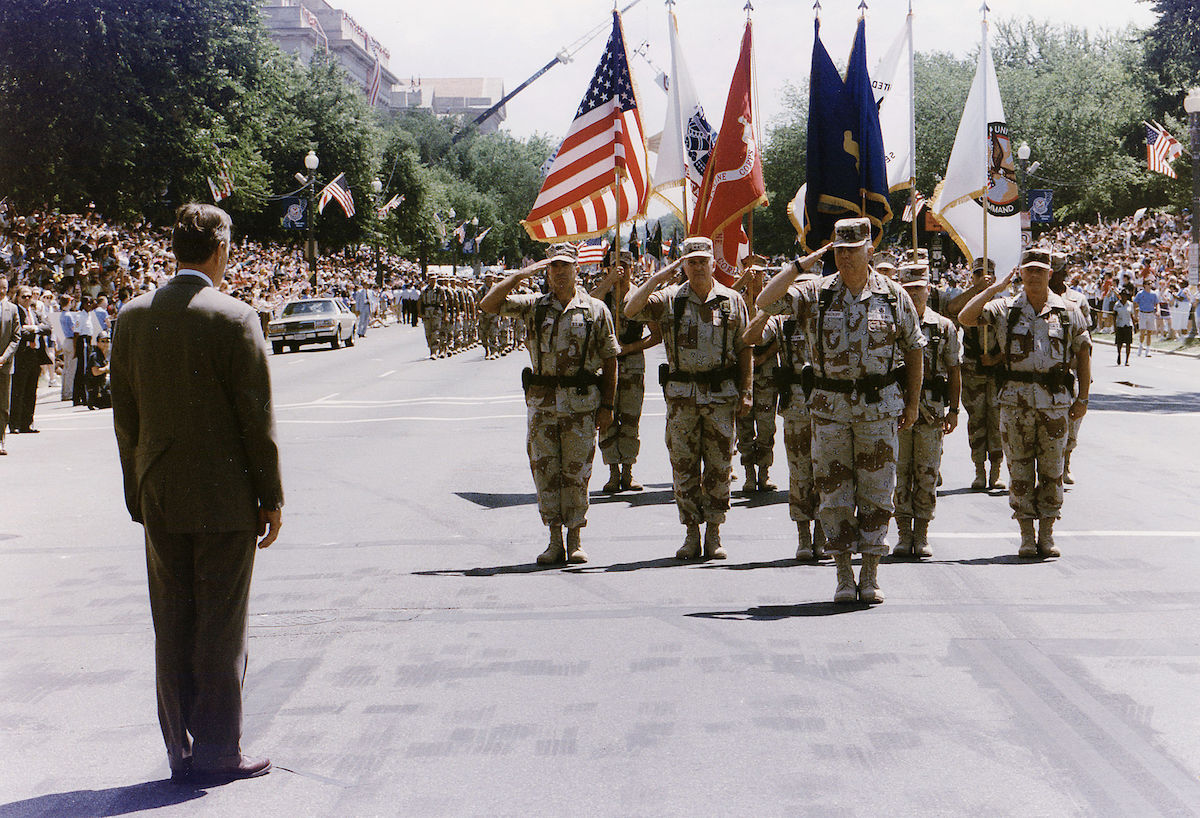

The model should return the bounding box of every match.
[800,17,892,252]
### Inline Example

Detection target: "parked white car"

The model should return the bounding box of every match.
[267,298,356,353]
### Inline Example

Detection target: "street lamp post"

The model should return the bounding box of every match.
[1186,89,1200,338]
[1017,140,1031,249]
[304,150,320,286]
[371,177,383,286]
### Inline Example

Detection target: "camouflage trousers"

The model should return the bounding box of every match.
[480,316,500,354]
[527,406,598,529]
[780,404,816,522]
[599,355,644,466]
[812,414,898,556]
[962,370,1002,465]
[422,317,442,354]
[735,376,777,469]
[895,419,944,520]
[664,398,737,525]
[1064,414,1083,457]
[999,405,1068,520]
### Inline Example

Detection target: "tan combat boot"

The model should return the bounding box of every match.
[988,457,1007,490]
[833,552,858,603]
[813,521,828,560]
[757,467,777,492]
[742,465,757,493]
[566,528,588,564]
[912,518,932,558]
[971,461,987,490]
[858,553,885,604]
[703,523,727,560]
[892,516,914,557]
[1018,519,1039,558]
[1062,454,1074,485]
[537,527,566,565]
[620,463,643,492]
[676,525,702,560]
[602,464,622,493]
[795,522,813,561]
[1038,518,1060,558]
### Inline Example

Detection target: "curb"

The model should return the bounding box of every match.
[1089,334,1200,360]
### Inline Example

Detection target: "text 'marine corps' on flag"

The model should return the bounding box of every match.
[318,172,355,218]
[689,19,765,285]
[522,11,649,243]
[1145,121,1183,179]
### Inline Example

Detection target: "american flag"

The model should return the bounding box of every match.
[207,159,234,203]
[318,173,355,217]
[902,190,926,222]
[367,58,382,107]
[576,238,609,266]
[1146,121,1183,179]
[522,11,648,242]
[376,193,404,218]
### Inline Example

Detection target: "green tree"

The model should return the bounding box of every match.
[1140,0,1200,102]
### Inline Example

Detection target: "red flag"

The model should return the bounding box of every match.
[689,20,766,285]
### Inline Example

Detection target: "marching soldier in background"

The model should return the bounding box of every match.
[1050,251,1091,485]
[734,258,779,493]
[625,237,752,561]
[959,248,1091,559]
[480,243,618,565]
[478,274,500,359]
[757,218,925,605]
[947,258,1006,491]
[417,274,443,359]
[744,268,827,560]
[892,262,962,559]
[591,251,662,493]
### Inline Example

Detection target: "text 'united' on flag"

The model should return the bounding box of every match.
[522,11,649,243]
[317,173,355,218]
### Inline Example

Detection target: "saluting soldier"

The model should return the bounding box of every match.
[591,251,662,493]
[892,262,962,559]
[480,244,618,565]
[1049,252,1091,485]
[946,258,1006,490]
[959,247,1091,559]
[744,269,827,560]
[624,237,752,561]
[734,258,779,493]
[757,218,925,604]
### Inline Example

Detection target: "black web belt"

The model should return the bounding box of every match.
[811,369,903,403]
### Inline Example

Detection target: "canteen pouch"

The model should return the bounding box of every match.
[659,362,671,394]
[521,366,533,394]
[800,364,815,399]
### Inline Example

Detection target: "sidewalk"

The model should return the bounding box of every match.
[1089,329,1200,359]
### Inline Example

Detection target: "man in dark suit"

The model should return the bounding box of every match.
[111,203,283,786]
[0,276,20,455]
[9,285,52,434]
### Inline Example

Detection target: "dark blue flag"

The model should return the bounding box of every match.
[1028,190,1053,223]
[844,17,893,236]
[280,196,308,230]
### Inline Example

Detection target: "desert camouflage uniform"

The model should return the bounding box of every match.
[627,281,749,525]
[1060,288,1091,463]
[768,271,925,555]
[736,329,778,474]
[498,288,619,529]
[979,291,1090,520]
[960,321,1003,470]
[762,314,817,522]
[598,294,650,467]
[418,283,443,356]
[477,284,499,356]
[895,308,962,520]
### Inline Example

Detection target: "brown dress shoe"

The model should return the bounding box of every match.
[192,756,272,785]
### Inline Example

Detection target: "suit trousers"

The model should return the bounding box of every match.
[144,525,257,768]
[10,352,41,431]
[0,372,10,441]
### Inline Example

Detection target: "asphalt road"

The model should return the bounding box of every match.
[2,318,1199,817]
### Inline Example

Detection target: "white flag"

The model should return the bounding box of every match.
[652,8,716,223]
[931,17,1021,277]
[873,10,915,192]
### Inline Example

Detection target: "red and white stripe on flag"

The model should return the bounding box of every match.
[1146,122,1182,179]
[318,172,355,217]
[367,59,382,106]
[902,191,926,222]
[522,12,649,243]
[576,239,609,265]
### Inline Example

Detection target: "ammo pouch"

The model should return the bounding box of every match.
[811,367,903,404]
[773,366,812,410]
[522,366,601,396]
[659,364,739,394]
[998,368,1075,396]
[922,374,949,404]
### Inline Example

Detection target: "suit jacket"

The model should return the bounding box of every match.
[0,300,19,375]
[14,304,51,364]
[111,275,283,532]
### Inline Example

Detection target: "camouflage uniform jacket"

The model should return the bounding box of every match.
[768,270,925,422]
[1061,287,1091,327]
[980,290,1091,410]
[417,285,440,318]
[915,307,963,417]
[499,288,619,414]
[626,280,748,405]
[762,313,810,414]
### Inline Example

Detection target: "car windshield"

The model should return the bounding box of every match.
[281,301,334,316]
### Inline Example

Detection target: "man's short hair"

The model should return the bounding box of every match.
[172,203,231,265]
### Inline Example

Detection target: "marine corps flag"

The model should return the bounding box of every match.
[522,11,650,242]
[690,19,766,285]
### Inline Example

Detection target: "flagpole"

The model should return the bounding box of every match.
[668,3,691,232]
[980,2,989,272]
[859,1,869,216]
[745,1,756,256]
[908,0,918,262]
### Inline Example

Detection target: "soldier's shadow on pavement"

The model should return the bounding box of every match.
[693,558,806,571]
[589,487,677,507]
[1087,391,1200,413]
[731,489,789,508]
[0,779,204,817]
[413,563,562,577]
[687,601,871,620]
[565,556,692,573]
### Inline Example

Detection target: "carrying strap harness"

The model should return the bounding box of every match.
[997,300,1074,394]
[523,298,599,396]
[813,277,903,404]
[660,289,736,391]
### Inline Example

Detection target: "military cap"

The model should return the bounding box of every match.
[898,262,931,288]
[832,217,872,248]
[875,256,898,274]
[607,250,635,265]
[1050,251,1069,273]
[680,236,714,260]
[742,253,769,269]
[1020,248,1053,270]
[546,243,578,263]
[971,257,996,273]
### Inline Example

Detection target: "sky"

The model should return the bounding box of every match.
[334,0,1158,143]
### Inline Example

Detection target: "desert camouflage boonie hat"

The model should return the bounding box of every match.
[546,243,578,263]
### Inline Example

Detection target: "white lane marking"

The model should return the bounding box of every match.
[378,370,396,378]
[929,531,1200,539]
[313,392,340,403]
